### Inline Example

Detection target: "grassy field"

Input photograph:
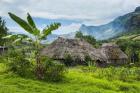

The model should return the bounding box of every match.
[0,64,140,93]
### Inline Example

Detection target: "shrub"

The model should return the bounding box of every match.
[7,49,34,78]
[85,55,94,66]
[44,59,66,82]
[64,54,74,66]
[6,49,66,81]
[9,57,34,77]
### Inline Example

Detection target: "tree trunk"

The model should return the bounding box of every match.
[35,55,44,80]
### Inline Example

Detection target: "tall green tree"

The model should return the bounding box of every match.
[6,12,61,79]
[75,31,96,46]
[0,17,8,46]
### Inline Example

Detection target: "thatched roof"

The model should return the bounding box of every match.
[41,37,105,61]
[100,43,128,60]
[41,38,128,62]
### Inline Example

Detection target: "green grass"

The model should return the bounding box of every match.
[133,35,140,40]
[118,34,140,40]
[0,64,140,93]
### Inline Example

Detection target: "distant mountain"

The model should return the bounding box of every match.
[43,32,76,43]
[59,32,76,39]
[79,6,140,40]
[7,6,140,42]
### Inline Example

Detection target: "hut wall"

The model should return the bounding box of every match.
[107,59,127,66]
[95,60,107,67]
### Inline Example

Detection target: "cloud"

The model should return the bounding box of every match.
[1,0,140,35]
[8,22,81,36]
[1,0,140,24]
[53,23,81,35]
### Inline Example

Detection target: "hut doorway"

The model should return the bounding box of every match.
[96,60,106,67]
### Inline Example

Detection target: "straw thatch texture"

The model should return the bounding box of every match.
[41,37,128,66]
[41,37,104,61]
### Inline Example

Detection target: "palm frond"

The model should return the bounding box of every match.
[41,23,61,39]
[8,12,34,35]
[27,13,40,35]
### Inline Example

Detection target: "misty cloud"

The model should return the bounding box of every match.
[1,0,140,34]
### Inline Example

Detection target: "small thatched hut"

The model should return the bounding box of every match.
[96,43,128,66]
[41,37,128,66]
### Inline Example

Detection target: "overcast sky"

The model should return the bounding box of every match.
[1,0,140,34]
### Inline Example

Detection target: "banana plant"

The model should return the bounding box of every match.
[8,12,61,79]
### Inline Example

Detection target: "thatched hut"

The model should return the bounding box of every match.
[41,37,128,66]
[97,43,128,66]
[41,37,105,65]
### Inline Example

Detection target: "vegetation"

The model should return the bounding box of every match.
[75,31,101,47]
[44,59,66,81]
[0,65,140,93]
[5,48,35,78]
[115,36,140,64]
[80,66,140,82]
[2,13,66,81]
[96,33,140,65]
[7,12,61,80]
[64,54,74,66]
[0,17,8,46]
[0,13,140,93]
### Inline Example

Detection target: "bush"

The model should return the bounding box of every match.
[85,55,94,66]
[5,48,66,81]
[64,54,74,66]
[80,66,140,82]
[9,57,34,77]
[44,59,66,82]
[7,49,34,78]
[4,47,66,81]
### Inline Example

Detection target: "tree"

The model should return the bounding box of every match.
[75,31,96,46]
[75,31,83,38]
[0,17,8,46]
[7,12,61,79]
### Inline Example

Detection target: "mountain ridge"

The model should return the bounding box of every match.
[79,6,140,40]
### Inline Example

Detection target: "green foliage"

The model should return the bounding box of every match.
[3,47,66,81]
[0,17,8,46]
[8,13,35,35]
[85,55,94,66]
[84,35,96,45]
[27,13,37,29]
[3,34,32,45]
[116,39,140,64]
[8,12,61,80]
[44,59,66,82]
[64,54,74,66]
[80,66,140,82]
[8,12,61,38]
[41,23,61,39]
[7,49,34,78]
[75,31,96,46]
[0,67,140,93]
[64,54,86,66]
[75,31,83,38]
